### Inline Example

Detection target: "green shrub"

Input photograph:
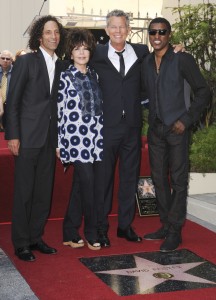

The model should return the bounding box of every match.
[189,125,216,172]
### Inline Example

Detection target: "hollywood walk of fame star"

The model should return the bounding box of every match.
[138,179,155,198]
[96,255,216,293]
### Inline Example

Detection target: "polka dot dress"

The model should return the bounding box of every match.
[58,65,103,164]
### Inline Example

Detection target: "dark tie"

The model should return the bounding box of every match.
[115,50,125,77]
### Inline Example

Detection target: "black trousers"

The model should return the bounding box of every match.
[12,134,56,249]
[148,120,189,227]
[99,120,141,232]
[63,161,104,241]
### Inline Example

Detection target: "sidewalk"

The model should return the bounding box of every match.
[187,193,216,233]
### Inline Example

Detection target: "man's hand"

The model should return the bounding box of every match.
[172,120,185,135]
[8,139,20,156]
[173,44,185,53]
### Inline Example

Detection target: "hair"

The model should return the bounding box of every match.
[106,9,130,27]
[28,15,66,57]
[0,50,13,60]
[65,28,96,60]
[14,49,27,61]
[148,17,171,33]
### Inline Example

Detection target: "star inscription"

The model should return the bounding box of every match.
[96,256,216,293]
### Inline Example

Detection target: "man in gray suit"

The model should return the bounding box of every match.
[5,15,66,262]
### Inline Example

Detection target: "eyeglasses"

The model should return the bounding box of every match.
[1,57,11,61]
[148,29,168,36]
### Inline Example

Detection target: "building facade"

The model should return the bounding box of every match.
[0,0,162,55]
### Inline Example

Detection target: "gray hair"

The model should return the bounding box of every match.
[106,9,130,27]
[0,50,14,59]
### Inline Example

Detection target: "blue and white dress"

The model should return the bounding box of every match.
[58,65,103,164]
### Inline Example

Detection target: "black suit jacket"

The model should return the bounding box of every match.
[91,42,149,127]
[5,50,68,148]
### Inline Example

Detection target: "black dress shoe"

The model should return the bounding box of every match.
[143,224,170,240]
[98,232,111,248]
[30,240,57,254]
[117,227,142,242]
[160,232,182,252]
[15,246,36,262]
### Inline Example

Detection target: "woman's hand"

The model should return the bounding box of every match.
[173,44,186,53]
[56,148,60,159]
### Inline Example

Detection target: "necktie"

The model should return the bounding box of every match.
[1,72,8,103]
[115,50,125,77]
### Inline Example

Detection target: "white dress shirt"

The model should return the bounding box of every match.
[40,46,58,92]
[107,42,137,75]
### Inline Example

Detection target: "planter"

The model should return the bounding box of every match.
[188,173,216,195]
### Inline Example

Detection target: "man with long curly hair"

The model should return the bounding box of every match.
[5,15,67,262]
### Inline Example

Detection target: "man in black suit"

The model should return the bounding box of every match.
[5,15,66,261]
[142,18,210,252]
[89,9,150,247]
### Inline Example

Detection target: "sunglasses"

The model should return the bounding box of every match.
[148,29,168,36]
[1,57,11,61]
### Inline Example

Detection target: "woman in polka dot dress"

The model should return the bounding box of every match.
[57,29,103,250]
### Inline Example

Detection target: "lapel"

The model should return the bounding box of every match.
[130,43,146,60]
[103,42,144,78]
[102,43,121,75]
[125,43,144,76]
[51,58,59,96]
[36,49,51,94]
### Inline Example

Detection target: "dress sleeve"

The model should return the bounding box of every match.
[57,72,67,148]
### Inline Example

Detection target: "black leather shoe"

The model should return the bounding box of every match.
[144,224,170,240]
[98,232,111,248]
[117,227,142,242]
[30,240,57,254]
[15,246,36,262]
[160,232,182,252]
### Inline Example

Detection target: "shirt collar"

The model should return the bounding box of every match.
[108,41,128,56]
[0,65,12,74]
[39,46,58,63]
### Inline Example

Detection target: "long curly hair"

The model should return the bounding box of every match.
[28,15,66,58]
[65,28,96,60]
